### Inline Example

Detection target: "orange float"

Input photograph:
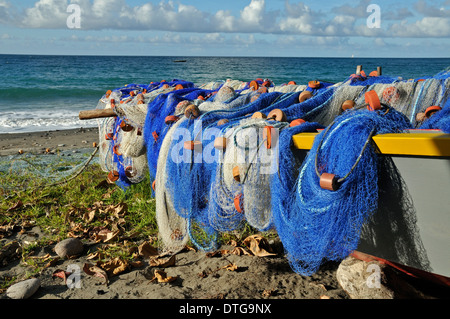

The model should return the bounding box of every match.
[262,80,271,87]
[263,126,275,149]
[184,104,200,119]
[342,100,355,111]
[164,115,179,125]
[251,111,267,119]
[308,80,321,89]
[108,170,120,183]
[176,100,190,110]
[183,140,202,151]
[232,166,241,182]
[289,118,306,127]
[249,80,259,91]
[365,90,381,111]
[320,173,338,191]
[415,112,426,122]
[299,91,313,103]
[234,194,244,213]
[267,109,287,122]
[214,137,227,151]
[120,121,133,132]
[424,105,442,119]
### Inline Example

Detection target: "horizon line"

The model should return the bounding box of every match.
[1,53,450,59]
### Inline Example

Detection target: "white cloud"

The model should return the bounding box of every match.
[390,16,450,37]
[21,0,70,28]
[240,0,264,27]
[0,0,449,39]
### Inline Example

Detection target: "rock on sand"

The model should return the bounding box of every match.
[6,278,41,299]
[54,238,84,259]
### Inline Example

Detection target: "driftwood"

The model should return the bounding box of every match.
[79,109,116,120]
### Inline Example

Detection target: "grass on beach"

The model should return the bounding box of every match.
[1,163,158,241]
[0,159,159,290]
[0,157,266,292]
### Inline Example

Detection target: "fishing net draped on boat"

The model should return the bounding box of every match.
[89,69,450,274]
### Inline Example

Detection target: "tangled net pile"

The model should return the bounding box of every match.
[95,68,450,275]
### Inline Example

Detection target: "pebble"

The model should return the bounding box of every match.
[54,238,84,259]
[58,144,66,147]
[6,278,40,299]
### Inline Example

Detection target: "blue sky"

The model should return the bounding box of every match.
[0,0,449,57]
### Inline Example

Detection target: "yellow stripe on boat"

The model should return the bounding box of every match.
[292,132,450,157]
[292,132,318,150]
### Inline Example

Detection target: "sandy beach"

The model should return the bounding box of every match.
[1,228,348,301]
[0,127,99,156]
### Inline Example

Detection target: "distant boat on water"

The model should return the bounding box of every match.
[173,60,187,63]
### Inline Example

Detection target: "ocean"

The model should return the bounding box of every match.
[1,54,449,134]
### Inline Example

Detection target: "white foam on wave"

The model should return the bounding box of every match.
[0,109,98,133]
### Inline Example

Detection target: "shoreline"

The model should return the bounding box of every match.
[0,127,99,156]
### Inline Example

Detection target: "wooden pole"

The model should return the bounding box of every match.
[79,108,116,120]
[356,65,363,75]
[377,66,382,76]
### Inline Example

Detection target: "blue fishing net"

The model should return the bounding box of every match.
[92,71,450,275]
[273,107,412,276]
[143,87,211,180]
[416,70,450,133]
[419,101,450,133]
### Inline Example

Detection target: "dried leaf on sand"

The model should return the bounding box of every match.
[138,241,159,258]
[242,235,276,257]
[150,269,177,283]
[92,228,120,243]
[149,255,176,268]
[98,257,130,277]
[83,210,96,223]
[83,263,109,285]
[222,263,239,271]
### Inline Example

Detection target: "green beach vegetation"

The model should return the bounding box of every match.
[0,155,269,293]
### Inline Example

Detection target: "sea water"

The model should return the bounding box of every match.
[1,54,449,133]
